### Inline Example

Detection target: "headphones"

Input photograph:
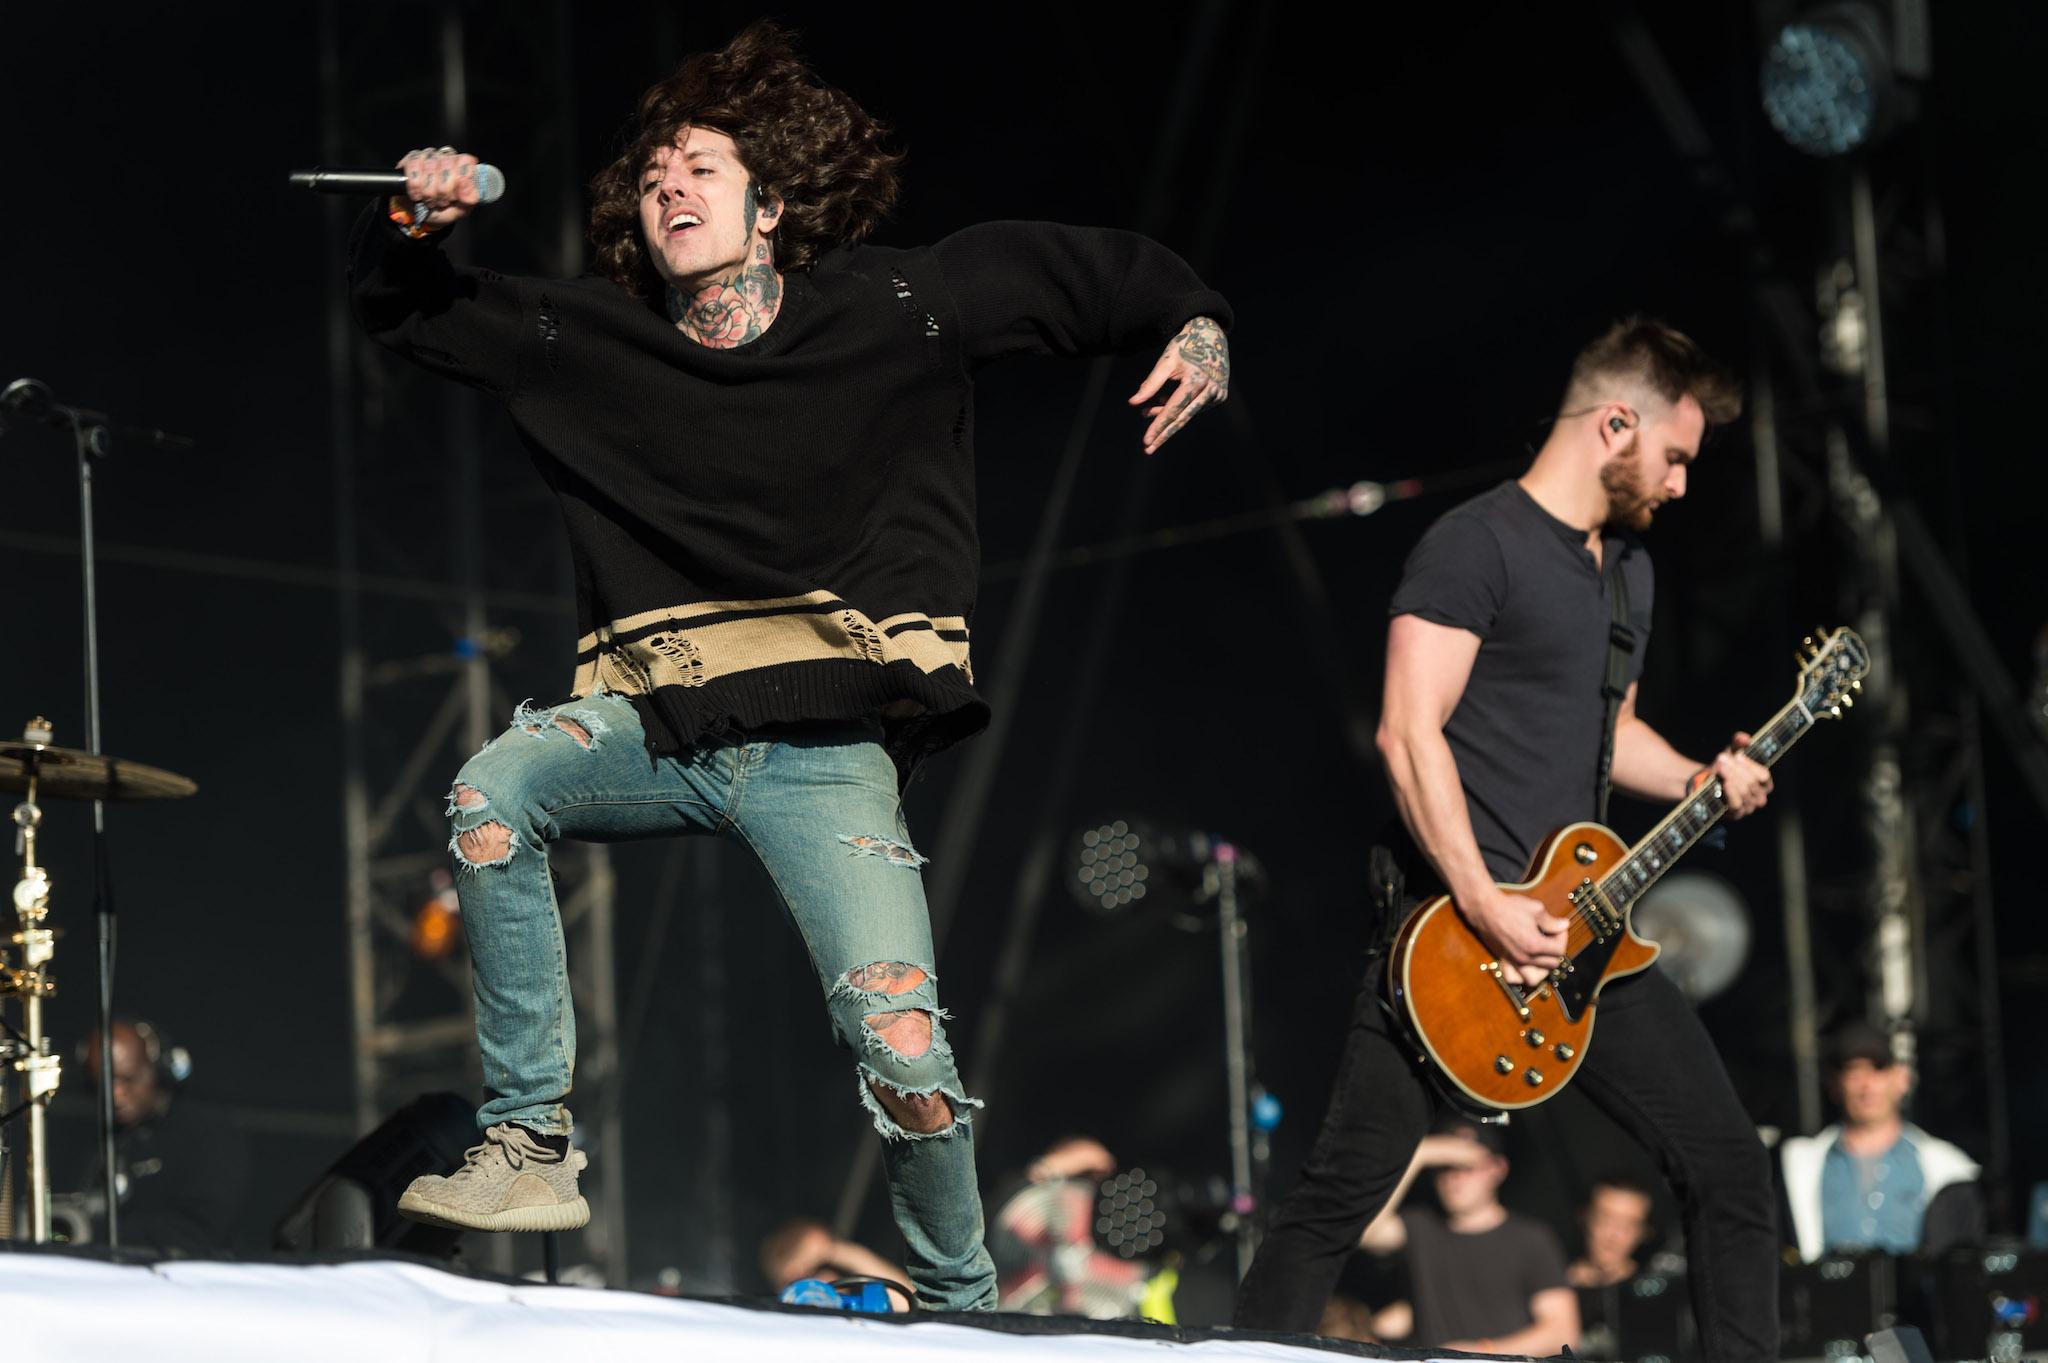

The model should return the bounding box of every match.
[79,1017,193,1090]
[131,1019,194,1089]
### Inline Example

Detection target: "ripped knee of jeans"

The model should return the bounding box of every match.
[446,781,516,871]
[833,962,979,1140]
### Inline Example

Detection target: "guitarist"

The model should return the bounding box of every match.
[1235,319,1780,1363]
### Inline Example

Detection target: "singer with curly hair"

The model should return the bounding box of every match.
[347,20,1231,1310]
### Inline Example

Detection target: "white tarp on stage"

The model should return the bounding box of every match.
[3,1254,1434,1363]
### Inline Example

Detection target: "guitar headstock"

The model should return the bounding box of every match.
[1796,627,1870,719]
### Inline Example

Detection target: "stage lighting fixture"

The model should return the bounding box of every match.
[1631,871,1752,1003]
[1067,819,1261,920]
[1760,2,1928,157]
[410,867,462,960]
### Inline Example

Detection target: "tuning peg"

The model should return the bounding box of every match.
[1802,635,1814,649]
[1828,705,1842,719]
[1851,680,1862,692]
[1841,695,1854,708]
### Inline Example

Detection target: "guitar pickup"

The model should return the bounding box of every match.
[1569,882,1618,940]
[1483,959,1532,1021]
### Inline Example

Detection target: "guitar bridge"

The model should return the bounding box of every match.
[1483,959,1531,1021]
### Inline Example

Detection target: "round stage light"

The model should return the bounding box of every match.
[1631,871,1752,1003]
[1760,6,1890,157]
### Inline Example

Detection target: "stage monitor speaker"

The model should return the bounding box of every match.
[273,1092,479,1256]
[1923,1246,2048,1363]
[1780,1253,1896,1362]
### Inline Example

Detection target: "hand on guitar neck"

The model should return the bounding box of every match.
[1459,886,1571,989]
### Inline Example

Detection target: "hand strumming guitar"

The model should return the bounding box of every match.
[1460,885,1570,989]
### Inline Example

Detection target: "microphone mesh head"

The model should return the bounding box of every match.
[474,164,507,203]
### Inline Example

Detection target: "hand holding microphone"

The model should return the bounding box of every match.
[392,146,492,231]
[287,147,506,233]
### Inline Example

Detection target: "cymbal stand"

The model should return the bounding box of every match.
[6,717,62,1242]
[4,379,192,1244]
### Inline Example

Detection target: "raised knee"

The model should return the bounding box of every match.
[455,821,514,868]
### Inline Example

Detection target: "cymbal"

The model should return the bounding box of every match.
[0,743,197,802]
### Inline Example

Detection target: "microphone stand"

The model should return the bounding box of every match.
[72,409,120,1248]
[2,379,192,1245]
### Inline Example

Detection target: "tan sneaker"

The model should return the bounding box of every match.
[397,1122,590,1232]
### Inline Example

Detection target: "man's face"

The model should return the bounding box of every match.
[1835,1057,1911,1126]
[1601,393,1705,531]
[1434,1149,1508,1217]
[638,126,773,291]
[1584,1186,1653,1267]
[85,1026,161,1129]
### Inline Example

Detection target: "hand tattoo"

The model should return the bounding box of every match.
[1176,315,1230,395]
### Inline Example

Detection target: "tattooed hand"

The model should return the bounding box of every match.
[1127,315,1229,455]
[392,147,488,230]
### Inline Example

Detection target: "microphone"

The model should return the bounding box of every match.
[288,164,507,202]
[1,378,196,455]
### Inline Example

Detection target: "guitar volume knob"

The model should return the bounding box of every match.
[1495,1055,1513,1074]
[1526,1030,1545,1047]
[1524,1068,1544,1087]
[1554,1043,1575,1061]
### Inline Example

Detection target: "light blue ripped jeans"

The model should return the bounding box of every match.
[444,692,995,1311]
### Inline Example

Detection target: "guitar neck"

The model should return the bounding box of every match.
[1595,695,1817,914]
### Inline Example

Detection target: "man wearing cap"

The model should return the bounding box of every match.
[1778,1023,1982,1262]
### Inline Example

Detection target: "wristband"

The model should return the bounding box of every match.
[387,196,445,240]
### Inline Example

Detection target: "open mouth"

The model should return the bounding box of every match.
[666,210,703,238]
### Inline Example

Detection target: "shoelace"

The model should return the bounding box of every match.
[452,1124,557,1179]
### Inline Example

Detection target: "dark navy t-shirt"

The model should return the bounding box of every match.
[1388,481,1653,883]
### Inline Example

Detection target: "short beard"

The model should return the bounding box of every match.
[1600,436,1654,531]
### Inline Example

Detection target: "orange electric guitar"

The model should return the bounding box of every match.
[1387,626,1869,1112]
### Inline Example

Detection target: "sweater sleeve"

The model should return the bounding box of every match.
[929,220,1231,367]
[348,202,525,399]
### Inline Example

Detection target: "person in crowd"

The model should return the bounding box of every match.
[1779,1022,1982,1261]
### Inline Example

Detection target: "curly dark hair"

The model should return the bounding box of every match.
[588,20,903,295]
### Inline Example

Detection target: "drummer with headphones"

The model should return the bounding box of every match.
[72,1018,249,1252]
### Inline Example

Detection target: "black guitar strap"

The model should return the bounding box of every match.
[1596,547,1635,824]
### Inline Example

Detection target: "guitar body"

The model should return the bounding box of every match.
[1387,822,1661,1112]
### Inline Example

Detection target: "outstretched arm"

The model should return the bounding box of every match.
[349,146,523,398]
[930,220,1232,451]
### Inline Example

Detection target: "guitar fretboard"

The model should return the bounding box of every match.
[1588,698,1814,918]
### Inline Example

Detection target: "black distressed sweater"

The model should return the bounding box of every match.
[351,211,1230,768]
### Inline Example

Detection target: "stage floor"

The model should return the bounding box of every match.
[2,1246,1508,1363]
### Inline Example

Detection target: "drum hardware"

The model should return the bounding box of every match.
[1,717,195,1242]
[3,379,194,1246]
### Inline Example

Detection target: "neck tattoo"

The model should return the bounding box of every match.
[666,184,783,349]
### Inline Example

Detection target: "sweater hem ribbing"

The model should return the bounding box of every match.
[626,658,989,785]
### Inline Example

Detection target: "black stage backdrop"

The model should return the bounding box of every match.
[1,1,2043,1299]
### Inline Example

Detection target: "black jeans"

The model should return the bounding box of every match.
[1234,962,1779,1363]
